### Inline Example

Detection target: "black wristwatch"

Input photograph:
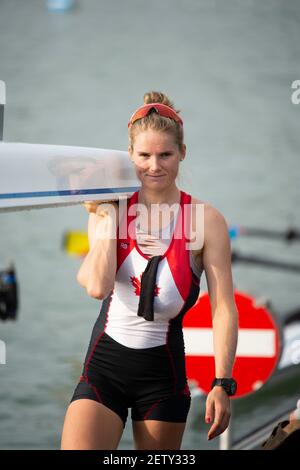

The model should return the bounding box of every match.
[211,377,237,396]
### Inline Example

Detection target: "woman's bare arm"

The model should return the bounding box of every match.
[76,202,118,300]
[203,205,238,377]
[202,204,238,440]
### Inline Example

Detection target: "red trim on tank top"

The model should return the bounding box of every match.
[167,191,192,300]
[117,190,195,301]
[129,190,185,261]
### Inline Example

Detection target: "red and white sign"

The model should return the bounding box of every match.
[183,290,281,398]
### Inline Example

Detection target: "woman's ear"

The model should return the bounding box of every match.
[128,145,134,162]
[180,144,186,161]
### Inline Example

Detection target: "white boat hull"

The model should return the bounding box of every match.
[0,142,140,211]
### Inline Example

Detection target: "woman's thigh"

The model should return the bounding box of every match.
[132,420,187,450]
[61,399,124,450]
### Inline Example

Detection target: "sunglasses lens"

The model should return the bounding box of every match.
[128,104,182,127]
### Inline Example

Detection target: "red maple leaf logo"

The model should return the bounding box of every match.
[130,274,161,297]
[130,275,141,295]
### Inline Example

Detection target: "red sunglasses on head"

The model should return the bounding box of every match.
[128,103,183,128]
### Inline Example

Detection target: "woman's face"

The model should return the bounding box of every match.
[129,129,186,191]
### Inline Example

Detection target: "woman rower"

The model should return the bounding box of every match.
[61,91,238,450]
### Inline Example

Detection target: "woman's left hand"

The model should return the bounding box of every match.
[205,387,231,441]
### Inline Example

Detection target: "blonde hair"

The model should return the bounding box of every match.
[128,91,184,151]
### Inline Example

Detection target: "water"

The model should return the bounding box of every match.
[0,0,300,449]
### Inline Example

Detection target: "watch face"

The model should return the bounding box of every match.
[212,378,237,396]
[229,380,237,395]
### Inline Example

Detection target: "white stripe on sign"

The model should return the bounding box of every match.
[183,328,276,358]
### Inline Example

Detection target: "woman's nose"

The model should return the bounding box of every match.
[148,157,161,172]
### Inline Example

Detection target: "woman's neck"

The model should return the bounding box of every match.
[138,186,181,209]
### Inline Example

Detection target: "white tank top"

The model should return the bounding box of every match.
[102,190,203,349]
[135,203,203,278]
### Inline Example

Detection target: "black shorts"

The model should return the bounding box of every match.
[70,331,191,428]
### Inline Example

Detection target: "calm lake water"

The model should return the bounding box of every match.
[0,0,300,449]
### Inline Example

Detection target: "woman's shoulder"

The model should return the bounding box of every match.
[190,196,227,221]
[189,196,229,241]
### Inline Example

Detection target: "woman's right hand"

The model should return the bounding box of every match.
[83,200,116,215]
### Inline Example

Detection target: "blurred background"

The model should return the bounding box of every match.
[0,0,299,450]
